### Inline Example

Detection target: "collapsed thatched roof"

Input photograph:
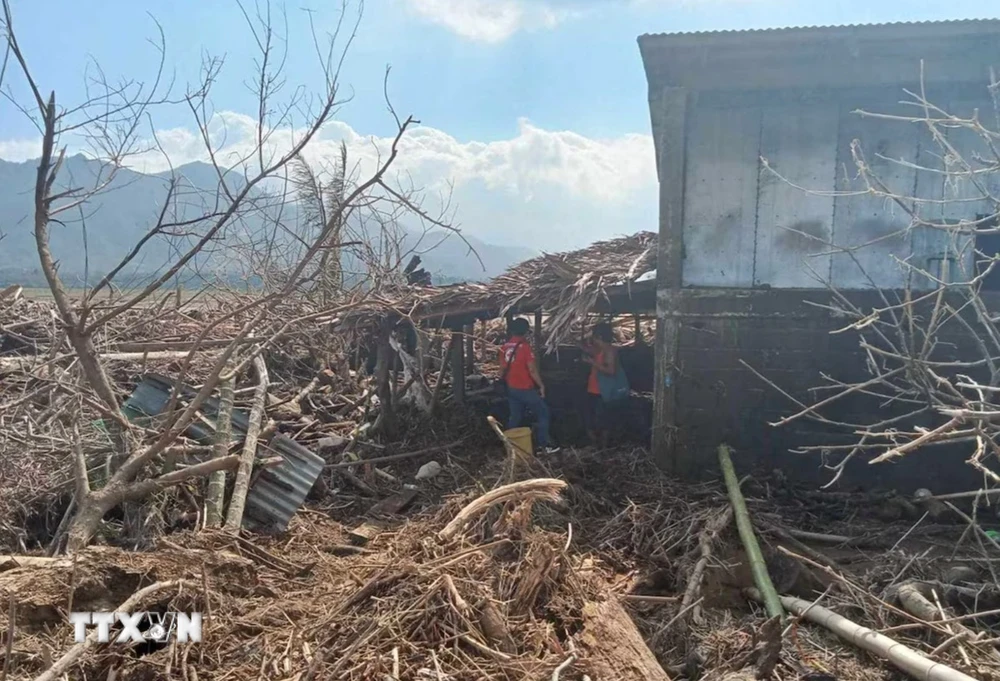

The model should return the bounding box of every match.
[493,231,657,350]
[350,231,658,351]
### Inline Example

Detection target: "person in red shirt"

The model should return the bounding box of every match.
[582,322,621,447]
[499,318,559,454]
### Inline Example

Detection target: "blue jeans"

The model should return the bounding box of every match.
[507,388,552,448]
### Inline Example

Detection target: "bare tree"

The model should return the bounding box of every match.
[1,0,468,550]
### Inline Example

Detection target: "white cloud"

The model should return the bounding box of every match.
[403,0,576,43]
[403,0,777,42]
[0,138,42,163]
[0,113,658,250]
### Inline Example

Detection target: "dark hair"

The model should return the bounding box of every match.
[509,318,530,336]
[592,322,613,343]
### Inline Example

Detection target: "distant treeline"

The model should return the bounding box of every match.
[1,267,470,290]
[0,268,262,290]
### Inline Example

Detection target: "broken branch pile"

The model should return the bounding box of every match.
[0,291,479,551]
[1,440,1000,680]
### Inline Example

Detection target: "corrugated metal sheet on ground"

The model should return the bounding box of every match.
[123,374,324,531]
[123,373,252,439]
[243,434,325,532]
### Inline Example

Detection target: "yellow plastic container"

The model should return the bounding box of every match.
[504,427,533,462]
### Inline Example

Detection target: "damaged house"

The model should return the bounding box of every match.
[638,20,1000,489]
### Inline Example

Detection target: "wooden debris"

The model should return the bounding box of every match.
[35,580,196,681]
[577,597,672,681]
[438,478,567,541]
[347,490,420,546]
[225,353,269,532]
[328,441,463,469]
[680,505,732,626]
[367,489,419,517]
[348,521,386,547]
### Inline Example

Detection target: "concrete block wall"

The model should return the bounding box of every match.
[671,290,987,493]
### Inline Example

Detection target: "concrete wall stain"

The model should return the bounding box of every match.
[774,219,829,252]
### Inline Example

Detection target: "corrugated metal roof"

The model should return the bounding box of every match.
[639,18,1000,39]
[123,374,324,531]
[638,17,1000,90]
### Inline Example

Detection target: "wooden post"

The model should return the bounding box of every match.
[451,330,465,405]
[533,310,543,346]
[375,318,395,435]
[650,86,689,476]
[464,324,475,375]
[416,325,429,375]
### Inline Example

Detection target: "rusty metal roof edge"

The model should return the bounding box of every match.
[638,18,1000,41]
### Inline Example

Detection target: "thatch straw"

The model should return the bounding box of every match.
[349,232,657,352]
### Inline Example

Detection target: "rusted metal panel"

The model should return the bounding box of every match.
[682,103,760,287]
[753,99,839,288]
[830,100,918,289]
[243,434,324,532]
[123,374,323,532]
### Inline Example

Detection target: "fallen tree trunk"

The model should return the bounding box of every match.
[0,350,213,373]
[765,592,978,681]
[66,455,242,551]
[0,556,68,569]
[897,582,941,623]
[577,597,672,681]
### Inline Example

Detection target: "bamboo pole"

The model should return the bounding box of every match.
[718,444,783,621]
[766,592,978,681]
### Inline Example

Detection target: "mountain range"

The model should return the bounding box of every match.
[0,155,535,288]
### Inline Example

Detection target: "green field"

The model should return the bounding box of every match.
[20,287,64,300]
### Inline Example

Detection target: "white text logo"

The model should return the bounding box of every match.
[69,612,202,643]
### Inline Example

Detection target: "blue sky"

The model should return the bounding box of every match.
[2,0,997,250]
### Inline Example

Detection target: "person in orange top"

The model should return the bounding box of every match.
[499,318,559,454]
[582,322,619,446]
